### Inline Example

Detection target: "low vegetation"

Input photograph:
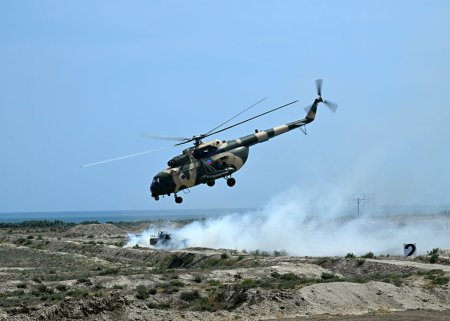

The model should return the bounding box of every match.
[1,219,450,318]
[361,252,374,259]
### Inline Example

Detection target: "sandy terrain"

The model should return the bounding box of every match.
[0,222,449,321]
[271,310,450,321]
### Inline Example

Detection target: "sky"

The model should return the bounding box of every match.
[1,1,450,212]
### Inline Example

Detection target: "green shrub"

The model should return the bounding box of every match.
[321,272,337,280]
[428,248,439,255]
[170,280,184,287]
[418,269,445,276]
[16,283,27,289]
[135,285,149,300]
[430,253,439,264]
[240,279,257,288]
[273,250,287,257]
[77,278,91,285]
[382,275,403,287]
[39,292,63,301]
[198,258,220,269]
[345,253,355,258]
[356,259,365,266]
[0,220,74,229]
[147,301,171,309]
[193,275,202,283]
[207,279,221,286]
[67,288,89,298]
[432,276,449,285]
[32,284,54,296]
[93,284,104,290]
[55,284,68,292]
[280,272,299,281]
[361,252,374,258]
[180,290,201,302]
[81,220,100,225]
[99,267,120,275]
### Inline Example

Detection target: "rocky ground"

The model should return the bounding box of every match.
[0,221,449,321]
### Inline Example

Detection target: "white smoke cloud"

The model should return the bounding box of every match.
[127,185,450,256]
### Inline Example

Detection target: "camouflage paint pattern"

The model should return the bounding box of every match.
[150,101,319,198]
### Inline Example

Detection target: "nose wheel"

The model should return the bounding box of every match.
[207,180,215,187]
[175,195,183,204]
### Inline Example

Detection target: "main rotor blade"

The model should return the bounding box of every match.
[316,79,323,96]
[141,134,190,142]
[81,146,175,168]
[204,97,268,136]
[200,100,299,140]
[323,100,338,113]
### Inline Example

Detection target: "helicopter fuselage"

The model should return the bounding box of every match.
[150,111,317,201]
[150,140,249,197]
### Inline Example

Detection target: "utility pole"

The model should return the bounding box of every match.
[352,194,373,217]
[354,197,366,217]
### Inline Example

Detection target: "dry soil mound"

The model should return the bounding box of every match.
[66,223,126,236]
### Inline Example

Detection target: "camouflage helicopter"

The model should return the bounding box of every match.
[83,80,337,204]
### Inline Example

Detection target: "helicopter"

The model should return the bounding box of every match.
[82,80,337,204]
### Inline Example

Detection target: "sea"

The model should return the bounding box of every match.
[0,208,253,223]
[1,205,449,224]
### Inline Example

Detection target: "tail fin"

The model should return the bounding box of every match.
[305,98,321,123]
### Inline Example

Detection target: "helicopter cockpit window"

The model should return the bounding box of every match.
[193,146,218,160]
[153,178,160,184]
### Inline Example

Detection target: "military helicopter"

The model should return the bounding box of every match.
[82,80,337,204]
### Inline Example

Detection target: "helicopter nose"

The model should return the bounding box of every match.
[150,172,176,196]
[150,181,157,195]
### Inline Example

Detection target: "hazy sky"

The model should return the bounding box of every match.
[1,1,449,212]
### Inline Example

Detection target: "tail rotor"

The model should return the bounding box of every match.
[305,79,338,113]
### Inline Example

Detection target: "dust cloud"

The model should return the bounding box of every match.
[127,186,450,256]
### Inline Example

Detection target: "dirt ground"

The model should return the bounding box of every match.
[273,310,450,321]
[1,222,449,321]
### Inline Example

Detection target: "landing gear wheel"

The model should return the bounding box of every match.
[227,177,236,187]
[175,196,183,204]
[154,196,159,201]
[207,180,215,187]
